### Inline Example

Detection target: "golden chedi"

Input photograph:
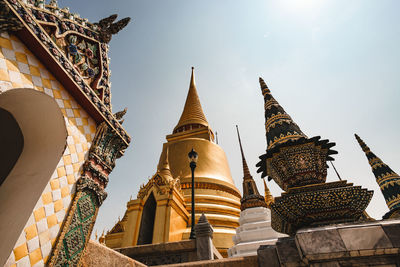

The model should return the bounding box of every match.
[105,68,241,256]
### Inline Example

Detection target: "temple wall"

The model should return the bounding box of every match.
[1,32,97,267]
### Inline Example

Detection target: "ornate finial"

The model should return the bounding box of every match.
[96,14,131,43]
[114,107,127,124]
[263,178,274,208]
[173,68,209,134]
[99,230,106,244]
[158,147,173,181]
[355,134,400,219]
[198,213,208,224]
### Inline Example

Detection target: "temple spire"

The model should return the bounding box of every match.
[236,125,251,178]
[173,67,209,133]
[355,134,400,219]
[263,178,274,208]
[236,125,267,211]
[259,77,307,150]
[158,147,173,181]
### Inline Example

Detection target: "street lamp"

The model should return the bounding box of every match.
[188,148,198,239]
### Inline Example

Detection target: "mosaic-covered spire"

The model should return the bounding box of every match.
[355,134,400,217]
[173,67,209,133]
[236,125,267,210]
[256,78,337,189]
[263,178,274,208]
[259,77,307,150]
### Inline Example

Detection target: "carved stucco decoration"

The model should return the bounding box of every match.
[48,110,129,266]
[1,1,132,145]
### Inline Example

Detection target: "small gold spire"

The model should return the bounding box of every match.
[263,178,274,208]
[173,67,209,133]
[158,147,173,181]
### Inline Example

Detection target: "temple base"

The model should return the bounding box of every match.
[270,180,373,235]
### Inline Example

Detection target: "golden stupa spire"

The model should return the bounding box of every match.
[173,67,209,133]
[158,147,173,181]
[263,178,274,208]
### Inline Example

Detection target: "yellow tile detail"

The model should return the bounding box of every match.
[0,69,10,80]
[57,166,66,177]
[38,230,50,246]
[54,199,63,212]
[34,86,44,92]
[60,109,66,116]
[90,125,96,133]
[73,163,81,172]
[12,82,23,88]
[67,175,75,184]
[82,118,88,125]
[63,155,72,165]
[25,224,38,240]
[6,59,19,71]
[68,145,76,153]
[13,243,28,261]
[21,73,32,84]
[42,78,51,88]
[73,109,81,117]
[15,52,28,63]
[47,214,58,228]
[0,37,13,49]
[42,192,53,205]
[34,207,45,222]
[78,152,85,162]
[77,125,84,133]
[53,89,62,99]
[50,179,60,190]
[29,248,42,266]
[29,65,40,76]
[61,186,69,198]
[64,100,72,108]
[73,135,80,144]
[85,134,92,141]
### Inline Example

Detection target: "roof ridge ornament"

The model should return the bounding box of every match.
[95,14,131,43]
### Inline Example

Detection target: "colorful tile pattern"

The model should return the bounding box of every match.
[1,32,97,267]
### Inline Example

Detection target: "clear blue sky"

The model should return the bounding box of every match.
[63,0,400,237]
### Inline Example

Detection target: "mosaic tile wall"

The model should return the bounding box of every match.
[0,32,97,267]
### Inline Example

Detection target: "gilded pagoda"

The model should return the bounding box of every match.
[105,68,241,257]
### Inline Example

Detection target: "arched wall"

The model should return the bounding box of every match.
[0,107,24,186]
[0,89,67,265]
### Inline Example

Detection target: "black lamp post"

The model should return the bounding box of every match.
[188,148,198,239]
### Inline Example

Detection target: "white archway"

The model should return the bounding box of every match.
[0,88,67,265]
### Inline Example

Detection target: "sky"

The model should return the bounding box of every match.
[62,0,400,238]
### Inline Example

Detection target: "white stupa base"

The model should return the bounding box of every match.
[228,206,286,258]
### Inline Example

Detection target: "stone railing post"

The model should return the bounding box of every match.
[194,213,214,261]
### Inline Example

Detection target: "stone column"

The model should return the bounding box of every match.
[194,213,214,261]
